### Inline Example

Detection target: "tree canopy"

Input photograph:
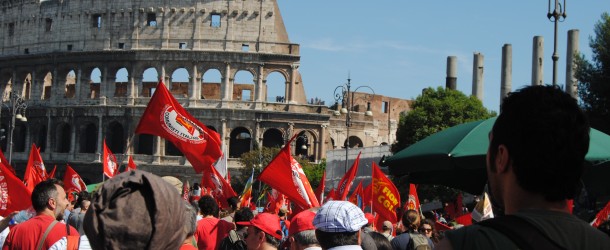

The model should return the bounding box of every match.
[391,87,496,153]
[576,12,610,134]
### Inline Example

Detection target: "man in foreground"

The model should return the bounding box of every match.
[313,201,368,250]
[239,212,283,250]
[436,85,610,249]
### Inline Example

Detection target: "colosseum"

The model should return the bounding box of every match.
[0,0,411,183]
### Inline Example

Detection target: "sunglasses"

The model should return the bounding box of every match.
[421,228,432,232]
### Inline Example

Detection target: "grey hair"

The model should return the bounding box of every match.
[183,200,198,237]
[292,230,319,247]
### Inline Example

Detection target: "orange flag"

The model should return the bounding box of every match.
[0,161,32,216]
[23,144,47,192]
[314,170,326,204]
[125,155,137,172]
[202,162,237,209]
[336,152,361,200]
[135,81,222,173]
[258,135,319,209]
[103,139,118,178]
[63,165,87,194]
[371,162,400,223]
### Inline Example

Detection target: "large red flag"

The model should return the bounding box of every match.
[63,165,87,194]
[258,136,319,209]
[135,81,222,173]
[405,184,421,213]
[348,181,364,209]
[0,150,16,175]
[336,152,361,200]
[0,161,32,216]
[202,163,237,209]
[23,144,47,192]
[314,170,326,204]
[592,201,610,228]
[125,155,137,172]
[371,162,400,223]
[103,139,118,178]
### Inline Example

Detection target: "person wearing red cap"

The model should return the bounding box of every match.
[288,210,321,250]
[238,212,283,250]
[363,213,375,234]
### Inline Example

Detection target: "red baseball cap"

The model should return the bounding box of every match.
[365,213,375,225]
[237,212,283,240]
[288,210,316,237]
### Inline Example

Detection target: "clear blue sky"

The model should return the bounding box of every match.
[277,1,608,112]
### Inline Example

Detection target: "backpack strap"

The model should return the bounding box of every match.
[37,220,59,250]
[228,229,241,244]
[477,215,565,250]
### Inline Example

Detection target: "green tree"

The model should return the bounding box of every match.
[391,87,496,153]
[576,12,610,134]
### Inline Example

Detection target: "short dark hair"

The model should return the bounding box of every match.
[253,226,280,247]
[315,230,359,249]
[234,207,254,230]
[490,85,589,201]
[32,178,64,212]
[198,195,219,217]
[227,196,239,210]
[368,231,392,250]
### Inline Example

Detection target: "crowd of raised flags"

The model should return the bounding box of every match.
[1,80,610,232]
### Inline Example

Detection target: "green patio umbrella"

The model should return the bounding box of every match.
[384,117,610,194]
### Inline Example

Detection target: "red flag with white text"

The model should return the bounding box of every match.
[371,162,400,223]
[182,180,190,201]
[23,144,47,192]
[592,201,610,227]
[314,170,326,204]
[0,162,32,216]
[135,81,222,173]
[63,165,87,194]
[336,152,361,200]
[258,135,319,209]
[405,184,421,213]
[103,140,118,178]
[202,163,237,209]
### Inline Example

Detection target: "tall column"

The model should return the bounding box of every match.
[220,118,228,152]
[501,44,513,104]
[532,36,544,85]
[446,56,457,90]
[288,65,297,104]
[472,53,484,101]
[96,115,103,161]
[255,64,264,102]
[153,136,161,163]
[189,63,199,100]
[255,119,261,147]
[133,76,142,98]
[222,63,231,101]
[565,29,580,98]
[30,72,42,101]
[75,68,82,100]
[107,76,116,100]
[319,124,328,161]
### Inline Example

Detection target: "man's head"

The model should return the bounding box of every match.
[401,210,420,232]
[183,201,198,238]
[488,85,589,206]
[32,178,68,220]
[313,201,368,250]
[227,196,239,211]
[238,212,283,250]
[198,195,219,217]
[234,207,254,230]
[288,210,319,250]
[381,221,393,234]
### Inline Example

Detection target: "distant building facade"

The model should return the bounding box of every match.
[0,0,411,182]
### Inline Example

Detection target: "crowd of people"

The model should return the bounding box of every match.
[0,86,609,250]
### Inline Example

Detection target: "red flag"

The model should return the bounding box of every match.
[125,156,137,172]
[48,165,57,179]
[455,213,472,226]
[363,183,373,209]
[348,181,364,209]
[326,188,337,202]
[103,139,118,178]
[135,81,222,173]
[0,150,16,175]
[336,152,361,200]
[405,184,421,213]
[435,221,452,232]
[0,161,32,217]
[23,144,47,192]
[371,162,400,223]
[592,201,610,228]
[62,165,87,194]
[258,136,319,209]
[202,163,237,209]
[182,180,190,201]
[314,170,326,204]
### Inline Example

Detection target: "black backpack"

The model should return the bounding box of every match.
[219,230,247,250]
[407,233,431,250]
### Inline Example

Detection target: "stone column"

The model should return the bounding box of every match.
[133,76,142,98]
[189,64,199,101]
[288,66,297,104]
[30,71,42,101]
[107,75,117,100]
[220,118,228,152]
[75,68,82,100]
[153,136,161,163]
[501,44,513,104]
[254,119,261,147]
[222,63,231,101]
[255,64,264,102]
[446,56,457,90]
[319,124,328,161]
[69,115,76,160]
[97,115,103,159]
[532,36,544,85]
[472,53,484,101]
[565,29,579,98]
[49,68,59,102]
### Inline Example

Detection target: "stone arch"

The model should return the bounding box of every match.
[229,127,251,158]
[65,70,77,98]
[295,130,317,162]
[42,71,53,100]
[34,124,47,153]
[106,121,124,154]
[165,140,183,156]
[114,67,129,97]
[234,70,255,101]
[142,67,159,97]
[265,70,287,103]
[88,68,102,99]
[23,73,32,100]
[201,68,222,100]
[136,134,153,155]
[262,128,283,148]
[55,122,71,153]
[13,123,27,153]
[345,136,363,148]
[170,67,189,98]
[79,122,97,153]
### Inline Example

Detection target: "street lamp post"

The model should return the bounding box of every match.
[547,0,567,86]
[0,91,28,166]
[333,76,374,173]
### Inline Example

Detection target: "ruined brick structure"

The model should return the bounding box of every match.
[0,0,410,182]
